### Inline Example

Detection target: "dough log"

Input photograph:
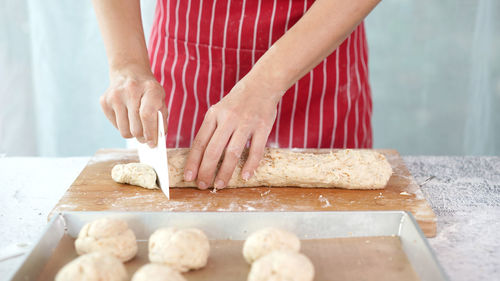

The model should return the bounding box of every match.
[111,163,159,189]
[168,148,393,189]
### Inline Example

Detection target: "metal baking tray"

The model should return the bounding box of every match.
[8,211,447,281]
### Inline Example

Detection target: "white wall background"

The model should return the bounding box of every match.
[0,0,498,156]
[367,0,500,155]
[0,0,156,156]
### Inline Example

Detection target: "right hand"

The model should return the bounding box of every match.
[99,67,168,148]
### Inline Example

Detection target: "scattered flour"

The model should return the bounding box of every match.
[318,195,332,208]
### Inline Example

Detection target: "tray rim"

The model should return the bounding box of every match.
[9,210,447,281]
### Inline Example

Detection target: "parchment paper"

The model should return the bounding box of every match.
[37,235,420,281]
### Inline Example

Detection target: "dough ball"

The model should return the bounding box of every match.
[243,227,301,263]
[247,251,314,281]
[131,263,186,281]
[112,163,159,189]
[149,227,210,272]
[55,252,127,281]
[75,217,138,262]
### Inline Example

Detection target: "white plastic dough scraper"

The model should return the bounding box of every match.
[138,111,170,199]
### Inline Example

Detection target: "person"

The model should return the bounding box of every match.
[93,0,380,190]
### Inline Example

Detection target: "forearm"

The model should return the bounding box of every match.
[94,0,167,145]
[92,0,151,76]
[248,0,380,98]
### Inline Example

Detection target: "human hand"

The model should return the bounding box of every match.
[183,77,282,190]
[99,66,168,147]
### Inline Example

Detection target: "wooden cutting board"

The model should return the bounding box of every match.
[50,149,437,237]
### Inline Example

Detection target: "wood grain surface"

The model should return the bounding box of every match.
[50,149,437,237]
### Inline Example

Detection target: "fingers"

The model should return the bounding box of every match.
[160,104,169,134]
[139,91,161,147]
[112,104,133,138]
[99,95,118,129]
[101,88,135,139]
[196,122,235,189]
[100,77,166,146]
[138,83,166,147]
[127,101,145,143]
[241,129,270,180]
[214,129,250,189]
[183,111,217,185]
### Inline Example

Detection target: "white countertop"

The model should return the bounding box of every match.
[0,157,90,280]
[0,155,498,281]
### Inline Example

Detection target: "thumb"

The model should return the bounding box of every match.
[160,105,169,134]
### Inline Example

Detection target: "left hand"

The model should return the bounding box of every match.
[183,77,281,190]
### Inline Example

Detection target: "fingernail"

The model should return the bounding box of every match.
[242,171,251,181]
[214,180,224,189]
[198,181,207,190]
[184,170,193,181]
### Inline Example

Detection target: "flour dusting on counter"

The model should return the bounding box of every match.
[318,195,332,208]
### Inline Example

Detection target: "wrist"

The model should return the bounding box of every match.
[243,60,290,104]
[245,45,296,98]
[238,73,283,105]
[109,61,154,81]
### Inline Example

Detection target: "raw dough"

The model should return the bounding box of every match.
[167,148,393,189]
[149,227,210,272]
[131,263,186,281]
[55,252,127,281]
[111,163,158,189]
[243,227,301,264]
[247,251,314,281]
[75,217,138,262]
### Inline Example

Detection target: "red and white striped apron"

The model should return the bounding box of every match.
[148,0,373,149]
